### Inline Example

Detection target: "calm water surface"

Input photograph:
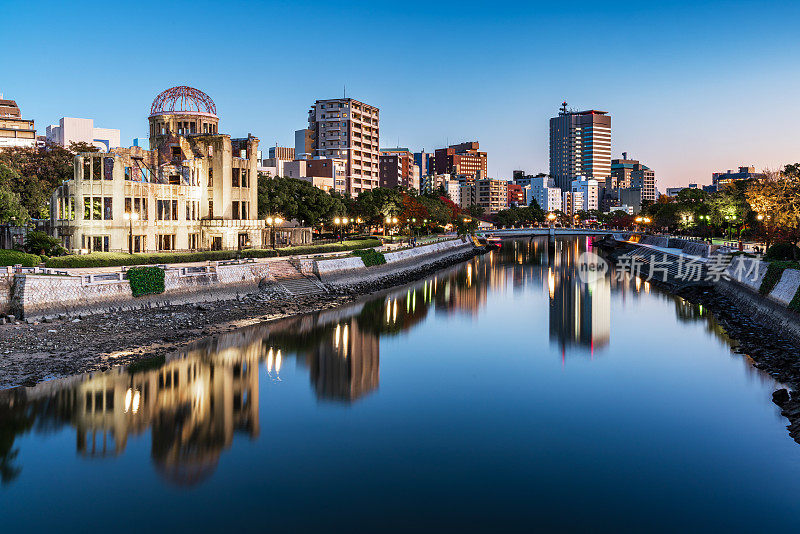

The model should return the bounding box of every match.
[2,237,799,532]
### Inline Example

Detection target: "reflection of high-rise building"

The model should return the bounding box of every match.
[548,240,611,352]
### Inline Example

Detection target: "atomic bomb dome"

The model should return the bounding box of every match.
[150,86,217,117]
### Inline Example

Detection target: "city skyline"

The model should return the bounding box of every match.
[4,0,800,188]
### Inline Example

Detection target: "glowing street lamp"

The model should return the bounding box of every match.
[266,215,284,249]
[123,211,139,254]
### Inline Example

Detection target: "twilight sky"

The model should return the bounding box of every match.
[4,0,799,188]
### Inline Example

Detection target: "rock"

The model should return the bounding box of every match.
[6,315,15,323]
[25,318,36,325]
[72,318,81,323]
[773,388,791,407]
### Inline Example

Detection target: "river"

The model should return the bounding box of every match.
[1,237,799,532]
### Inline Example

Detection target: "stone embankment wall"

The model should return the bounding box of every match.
[315,238,474,286]
[12,262,273,320]
[6,238,478,320]
[0,274,12,315]
[630,243,800,342]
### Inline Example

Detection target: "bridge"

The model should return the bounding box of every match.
[478,228,630,237]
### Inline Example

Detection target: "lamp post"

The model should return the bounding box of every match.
[547,212,556,228]
[266,216,283,249]
[123,211,139,254]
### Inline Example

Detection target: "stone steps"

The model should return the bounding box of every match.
[270,260,326,296]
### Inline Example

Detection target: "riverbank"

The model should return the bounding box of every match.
[607,241,800,443]
[0,242,482,388]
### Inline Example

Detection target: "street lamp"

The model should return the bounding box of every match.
[123,211,139,254]
[266,215,283,249]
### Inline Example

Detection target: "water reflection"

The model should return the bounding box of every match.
[0,237,753,487]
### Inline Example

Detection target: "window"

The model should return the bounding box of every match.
[125,197,132,214]
[83,158,91,180]
[92,158,101,180]
[189,233,199,250]
[232,168,240,187]
[208,200,214,218]
[168,174,180,185]
[241,201,248,220]
[232,201,240,220]
[171,146,181,161]
[92,198,102,220]
[241,169,248,188]
[157,234,175,251]
[172,200,178,220]
[124,166,131,180]
[104,197,112,220]
[208,168,213,187]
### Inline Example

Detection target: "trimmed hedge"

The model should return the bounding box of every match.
[126,266,165,297]
[275,238,381,257]
[765,242,800,261]
[45,249,278,268]
[0,249,43,267]
[351,248,386,267]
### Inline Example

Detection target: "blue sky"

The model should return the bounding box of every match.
[3,0,799,188]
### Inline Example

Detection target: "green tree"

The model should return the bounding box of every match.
[0,163,30,224]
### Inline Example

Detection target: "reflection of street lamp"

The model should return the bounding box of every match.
[123,211,139,254]
[266,216,283,249]
[547,212,556,227]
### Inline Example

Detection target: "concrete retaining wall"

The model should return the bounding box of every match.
[724,256,768,292]
[0,275,14,315]
[640,235,670,247]
[315,257,365,277]
[768,269,800,306]
[11,262,273,320]
[383,238,466,263]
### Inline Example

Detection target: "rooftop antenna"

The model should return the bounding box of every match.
[343,85,346,98]
[560,101,569,115]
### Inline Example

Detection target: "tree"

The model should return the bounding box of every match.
[746,165,800,251]
[0,163,30,224]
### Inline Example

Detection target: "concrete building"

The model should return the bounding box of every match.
[50,86,288,253]
[414,150,434,177]
[619,187,642,214]
[46,117,120,152]
[711,166,765,191]
[421,173,461,204]
[665,184,699,197]
[460,178,507,214]
[380,147,418,190]
[610,153,655,202]
[268,146,295,161]
[524,178,562,212]
[306,97,380,195]
[549,102,611,191]
[571,178,599,212]
[0,94,36,148]
[434,142,487,178]
[507,182,524,206]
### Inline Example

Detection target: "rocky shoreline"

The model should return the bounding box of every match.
[0,247,482,389]
[607,244,800,444]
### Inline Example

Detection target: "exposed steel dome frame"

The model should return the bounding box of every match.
[150,86,217,116]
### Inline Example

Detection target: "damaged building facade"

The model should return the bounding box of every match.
[50,86,305,253]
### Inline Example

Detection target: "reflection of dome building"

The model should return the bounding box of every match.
[309,320,380,402]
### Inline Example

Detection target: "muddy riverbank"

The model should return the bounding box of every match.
[0,247,481,389]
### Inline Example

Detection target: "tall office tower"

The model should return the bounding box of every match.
[434,141,488,178]
[611,153,656,202]
[549,102,611,191]
[307,97,380,195]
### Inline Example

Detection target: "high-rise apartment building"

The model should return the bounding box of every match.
[549,102,611,191]
[611,153,656,202]
[571,178,599,212]
[0,95,36,149]
[306,98,379,196]
[460,178,507,214]
[434,141,487,178]
[380,147,419,190]
[506,183,524,206]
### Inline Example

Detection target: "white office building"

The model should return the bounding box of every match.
[571,177,599,212]
[46,117,120,151]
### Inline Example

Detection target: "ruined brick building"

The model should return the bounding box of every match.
[50,86,300,253]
